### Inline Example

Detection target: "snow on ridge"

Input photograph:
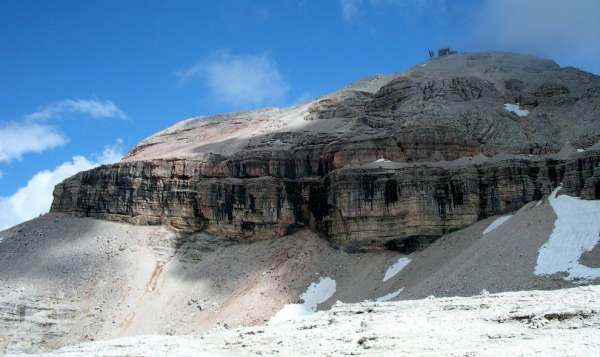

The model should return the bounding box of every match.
[482,215,513,235]
[535,187,600,281]
[375,158,392,163]
[376,287,404,302]
[504,103,529,117]
[269,277,336,324]
[383,257,411,282]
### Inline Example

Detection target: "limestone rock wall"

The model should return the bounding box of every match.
[50,53,600,251]
[51,153,600,251]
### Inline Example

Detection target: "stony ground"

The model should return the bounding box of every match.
[2,189,600,354]
[0,214,400,354]
[13,285,600,357]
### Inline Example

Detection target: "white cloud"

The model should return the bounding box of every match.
[179,51,290,108]
[340,0,362,22]
[0,99,126,163]
[94,138,124,164]
[0,122,68,163]
[25,99,128,121]
[471,0,600,73]
[340,0,446,22]
[0,140,123,231]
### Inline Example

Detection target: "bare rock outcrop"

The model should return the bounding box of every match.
[51,153,600,251]
[51,52,600,250]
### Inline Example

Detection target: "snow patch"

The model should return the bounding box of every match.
[535,200,543,207]
[535,187,600,281]
[577,148,585,153]
[383,257,411,282]
[375,158,392,163]
[504,103,529,117]
[376,288,404,302]
[270,277,336,324]
[483,215,513,235]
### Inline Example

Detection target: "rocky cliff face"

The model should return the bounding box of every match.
[51,154,600,251]
[51,52,600,251]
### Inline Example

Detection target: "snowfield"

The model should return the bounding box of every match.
[375,287,405,302]
[382,257,410,282]
[374,158,392,163]
[504,103,529,117]
[15,285,600,357]
[482,215,513,235]
[535,187,600,281]
[269,277,337,324]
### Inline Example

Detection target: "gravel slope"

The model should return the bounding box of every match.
[2,190,600,354]
[0,215,401,354]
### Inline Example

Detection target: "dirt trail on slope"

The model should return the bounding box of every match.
[2,193,600,354]
[0,214,400,354]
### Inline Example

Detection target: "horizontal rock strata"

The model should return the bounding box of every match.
[51,153,600,251]
[50,52,600,251]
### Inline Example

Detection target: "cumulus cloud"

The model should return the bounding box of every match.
[0,140,124,231]
[0,122,68,163]
[94,138,124,164]
[179,51,290,108]
[471,0,600,73]
[25,99,128,121]
[0,99,126,163]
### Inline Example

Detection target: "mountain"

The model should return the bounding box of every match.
[51,51,600,251]
[2,51,600,354]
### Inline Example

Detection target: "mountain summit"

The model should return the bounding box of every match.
[52,52,600,251]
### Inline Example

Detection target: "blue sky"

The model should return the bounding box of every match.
[1,0,599,229]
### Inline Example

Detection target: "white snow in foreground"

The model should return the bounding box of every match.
[382,257,411,282]
[376,287,404,302]
[535,187,600,281]
[375,158,392,163]
[11,335,231,357]
[482,215,513,235]
[504,103,529,117]
[269,277,336,324]
[18,285,600,357]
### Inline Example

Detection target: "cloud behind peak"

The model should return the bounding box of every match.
[25,99,128,121]
[179,51,290,109]
[470,0,600,74]
[0,122,68,163]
